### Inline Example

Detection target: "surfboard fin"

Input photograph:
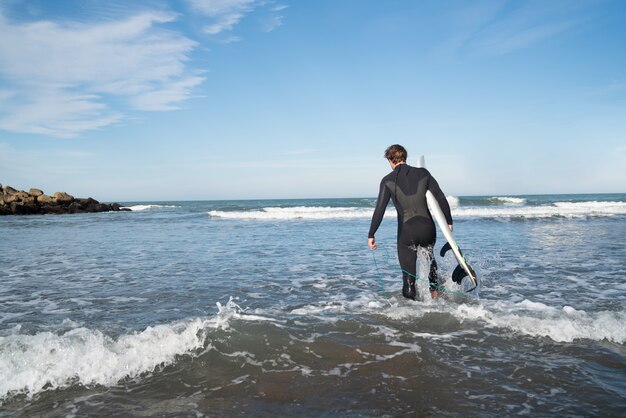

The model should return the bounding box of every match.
[451,264,479,292]
[441,242,466,259]
[451,264,467,284]
[440,242,452,257]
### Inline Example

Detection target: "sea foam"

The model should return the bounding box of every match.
[453,201,626,219]
[0,298,268,402]
[207,201,626,220]
[452,300,626,343]
[0,319,207,402]
[123,204,178,211]
[490,196,527,205]
[288,291,626,344]
[208,206,393,220]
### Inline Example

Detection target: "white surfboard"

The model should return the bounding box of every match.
[417,156,478,289]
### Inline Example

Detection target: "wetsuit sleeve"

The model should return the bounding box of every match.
[428,174,453,226]
[368,179,391,238]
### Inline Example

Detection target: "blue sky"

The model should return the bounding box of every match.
[0,0,625,201]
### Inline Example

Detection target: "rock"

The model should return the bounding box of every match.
[0,184,124,216]
[10,202,27,215]
[40,205,66,214]
[22,196,36,205]
[77,197,98,205]
[53,192,74,204]
[77,198,98,211]
[3,194,18,204]
[14,191,30,201]
[68,202,83,213]
[36,194,55,205]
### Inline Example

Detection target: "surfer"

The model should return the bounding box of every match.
[368,144,453,300]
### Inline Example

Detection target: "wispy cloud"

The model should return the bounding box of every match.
[437,0,592,57]
[187,0,256,35]
[0,10,205,137]
[187,0,287,37]
[0,2,288,138]
[0,90,123,138]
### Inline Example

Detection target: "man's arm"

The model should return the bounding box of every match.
[368,179,391,247]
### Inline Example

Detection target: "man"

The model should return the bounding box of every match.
[368,144,453,300]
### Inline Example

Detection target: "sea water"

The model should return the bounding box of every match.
[0,194,625,416]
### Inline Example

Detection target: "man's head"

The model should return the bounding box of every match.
[384,144,407,165]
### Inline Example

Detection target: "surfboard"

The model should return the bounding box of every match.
[417,156,478,290]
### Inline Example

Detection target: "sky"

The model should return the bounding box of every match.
[0,0,625,201]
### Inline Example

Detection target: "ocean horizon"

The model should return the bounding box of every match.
[1,192,625,416]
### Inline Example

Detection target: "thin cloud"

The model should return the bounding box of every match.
[469,4,583,55]
[262,14,284,33]
[263,4,288,32]
[437,0,593,57]
[0,89,124,138]
[186,0,256,35]
[0,10,205,137]
[186,0,286,36]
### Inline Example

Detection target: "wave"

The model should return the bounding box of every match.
[489,196,527,205]
[289,293,626,344]
[207,201,626,220]
[454,201,626,219]
[208,206,382,220]
[451,300,626,343]
[0,298,270,402]
[123,204,179,211]
[2,292,622,403]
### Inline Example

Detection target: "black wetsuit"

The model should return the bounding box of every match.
[368,164,453,299]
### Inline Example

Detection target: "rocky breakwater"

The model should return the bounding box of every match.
[0,184,129,215]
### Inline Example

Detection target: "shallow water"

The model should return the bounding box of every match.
[1,194,625,416]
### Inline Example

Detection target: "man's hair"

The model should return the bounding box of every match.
[384,144,407,164]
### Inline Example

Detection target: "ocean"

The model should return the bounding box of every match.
[1,193,625,417]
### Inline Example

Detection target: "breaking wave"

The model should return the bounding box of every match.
[208,201,626,220]
[0,299,270,402]
[123,204,179,211]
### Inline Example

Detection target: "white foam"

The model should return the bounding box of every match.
[0,318,208,401]
[207,201,626,220]
[491,196,527,205]
[0,297,269,401]
[306,291,626,344]
[123,204,178,211]
[454,201,626,219]
[449,301,626,343]
[208,206,396,220]
[213,298,278,327]
[106,296,148,304]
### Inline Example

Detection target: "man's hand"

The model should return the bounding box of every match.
[448,224,453,232]
[368,237,377,250]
